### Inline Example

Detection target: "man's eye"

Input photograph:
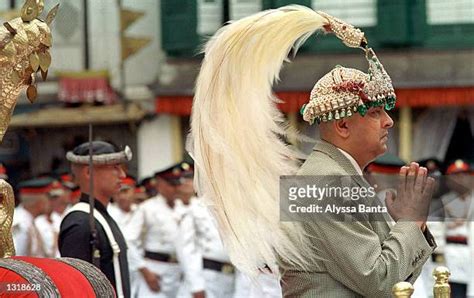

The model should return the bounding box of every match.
[370,108,381,115]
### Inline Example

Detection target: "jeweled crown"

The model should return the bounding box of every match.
[301,12,396,124]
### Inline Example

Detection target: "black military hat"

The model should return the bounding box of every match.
[66,141,132,165]
[154,162,183,185]
[139,176,156,187]
[17,177,58,196]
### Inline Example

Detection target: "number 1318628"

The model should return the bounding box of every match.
[0,282,41,293]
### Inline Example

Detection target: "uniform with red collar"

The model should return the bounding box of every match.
[12,178,53,257]
[108,175,145,297]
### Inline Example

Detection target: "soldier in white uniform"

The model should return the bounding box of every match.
[134,164,185,297]
[109,175,145,297]
[174,162,233,298]
[35,178,70,258]
[441,159,473,297]
[12,178,51,257]
[175,161,284,298]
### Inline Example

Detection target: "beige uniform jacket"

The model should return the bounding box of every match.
[281,140,436,297]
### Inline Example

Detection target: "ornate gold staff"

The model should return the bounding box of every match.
[0,0,58,258]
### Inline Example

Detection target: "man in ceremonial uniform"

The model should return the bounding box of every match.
[35,178,69,258]
[12,178,51,257]
[189,7,437,297]
[175,161,283,298]
[174,162,235,298]
[59,141,132,298]
[133,164,185,297]
[109,175,145,297]
[283,52,437,297]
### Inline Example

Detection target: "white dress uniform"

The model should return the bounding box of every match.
[441,191,473,290]
[175,197,240,298]
[135,195,182,297]
[108,203,145,297]
[34,211,62,258]
[12,205,46,257]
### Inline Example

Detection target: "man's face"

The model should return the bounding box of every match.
[177,178,194,195]
[115,187,134,211]
[36,195,51,216]
[176,178,195,204]
[348,106,394,159]
[93,164,126,198]
[157,178,177,202]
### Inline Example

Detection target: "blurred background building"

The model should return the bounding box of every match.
[0,0,472,185]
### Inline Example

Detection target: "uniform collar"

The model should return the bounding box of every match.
[79,193,108,214]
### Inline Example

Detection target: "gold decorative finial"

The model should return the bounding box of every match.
[433,266,451,298]
[0,180,15,257]
[392,281,414,298]
[21,0,40,22]
[318,10,367,49]
[45,4,59,25]
[1,0,58,258]
[37,0,45,15]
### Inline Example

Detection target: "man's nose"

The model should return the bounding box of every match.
[382,109,394,129]
[118,166,126,178]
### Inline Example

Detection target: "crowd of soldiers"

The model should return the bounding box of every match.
[8,149,282,298]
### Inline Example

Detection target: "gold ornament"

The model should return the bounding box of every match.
[38,50,51,71]
[45,4,59,25]
[21,0,40,22]
[27,84,37,102]
[29,52,40,71]
[0,0,58,258]
[391,281,414,298]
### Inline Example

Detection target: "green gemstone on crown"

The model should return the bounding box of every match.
[358,104,367,116]
[300,104,306,115]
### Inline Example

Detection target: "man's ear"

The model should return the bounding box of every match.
[334,118,350,138]
[83,165,91,180]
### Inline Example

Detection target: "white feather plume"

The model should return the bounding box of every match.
[189,5,329,276]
